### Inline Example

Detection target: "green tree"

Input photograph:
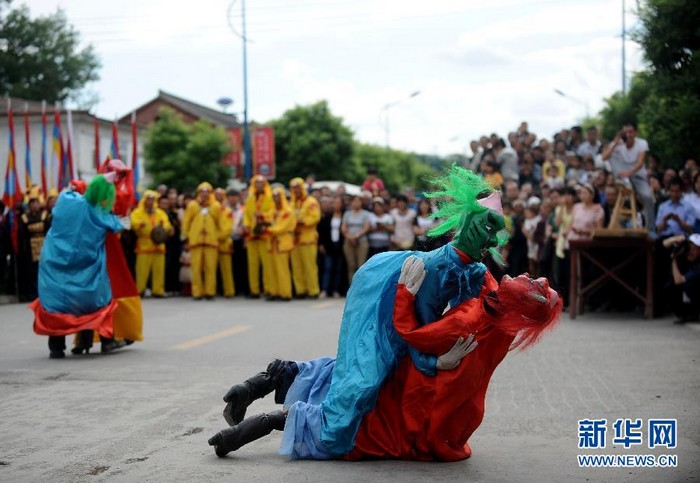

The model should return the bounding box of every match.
[270,101,355,182]
[144,108,232,192]
[598,73,651,140]
[0,2,100,103]
[351,142,438,192]
[597,0,700,166]
[634,0,700,165]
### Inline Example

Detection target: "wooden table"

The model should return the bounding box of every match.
[569,237,654,319]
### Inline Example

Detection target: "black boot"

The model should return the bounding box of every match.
[71,330,93,355]
[101,338,128,353]
[222,360,298,426]
[208,410,286,457]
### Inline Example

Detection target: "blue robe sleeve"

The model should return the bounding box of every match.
[92,209,123,233]
[407,347,437,376]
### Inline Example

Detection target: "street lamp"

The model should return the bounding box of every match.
[380,90,421,151]
[554,89,590,119]
[217,97,233,113]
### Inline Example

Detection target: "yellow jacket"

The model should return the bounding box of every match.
[183,198,222,249]
[130,192,172,254]
[290,177,321,245]
[243,176,274,240]
[268,188,297,253]
[219,204,234,254]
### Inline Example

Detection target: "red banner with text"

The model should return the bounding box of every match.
[252,126,275,179]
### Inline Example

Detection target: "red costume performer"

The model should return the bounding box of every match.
[209,261,561,460]
[348,271,562,461]
[97,159,143,344]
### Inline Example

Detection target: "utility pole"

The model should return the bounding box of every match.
[622,0,626,95]
[241,0,252,180]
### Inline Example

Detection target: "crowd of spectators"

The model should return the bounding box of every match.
[1,120,698,322]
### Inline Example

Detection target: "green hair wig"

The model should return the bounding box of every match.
[84,175,116,212]
[424,164,493,238]
[425,164,508,264]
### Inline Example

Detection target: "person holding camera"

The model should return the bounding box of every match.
[602,122,656,233]
[656,177,696,239]
[665,234,700,324]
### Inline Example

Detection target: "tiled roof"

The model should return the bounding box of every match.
[153,90,240,128]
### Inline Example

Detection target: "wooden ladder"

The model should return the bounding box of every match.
[609,182,641,229]
[595,182,648,237]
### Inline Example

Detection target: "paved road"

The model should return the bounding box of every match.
[0,297,698,482]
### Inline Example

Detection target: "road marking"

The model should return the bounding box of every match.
[171,325,252,350]
[311,301,335,309]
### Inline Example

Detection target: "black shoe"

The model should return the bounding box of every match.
[265,295,279,301]
[71,346,90,355]
[295,293,308,300]
[49,350,65,359]
[193,297,203,301]
[101,339,127,353]
[209,411,286,457]
[246,294,260,299]
[205,295,215,301]
[278,297,291,302]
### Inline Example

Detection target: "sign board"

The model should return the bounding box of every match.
[252,126,275,179]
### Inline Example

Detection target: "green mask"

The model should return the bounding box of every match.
[452,209,506,261]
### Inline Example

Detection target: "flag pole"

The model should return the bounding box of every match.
[40,100,47,195]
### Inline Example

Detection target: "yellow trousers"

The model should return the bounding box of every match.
[268,251,292,299]
[191,247,218,298]
[291,244,320,296]
[247,239,271,296]
[135,253,165,296]
[219,253,235,297]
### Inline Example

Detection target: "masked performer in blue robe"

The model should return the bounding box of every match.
[30,175,124,359]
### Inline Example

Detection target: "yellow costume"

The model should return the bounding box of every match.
[130,190,171,296]
[243,175,274,297]
[289,177,321,297]
[218,201,235,297]
[266,187,296,300]
[183,182,222,298]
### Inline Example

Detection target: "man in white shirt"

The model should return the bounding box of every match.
[577,126,602,162]
[493,138,519,182]
[602,122,656,231]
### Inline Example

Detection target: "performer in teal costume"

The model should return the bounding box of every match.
[209,166,507,459]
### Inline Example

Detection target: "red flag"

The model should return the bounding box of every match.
[3,100,21,205]
[94,117,100,171]
[65,109,75,183]
[23,104,32,190]
[3,99,22,253]
[131,112,139,198]
[40,101,48,195]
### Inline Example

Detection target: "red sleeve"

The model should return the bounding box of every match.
[112,176,135,216]
[393,285,484,355]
